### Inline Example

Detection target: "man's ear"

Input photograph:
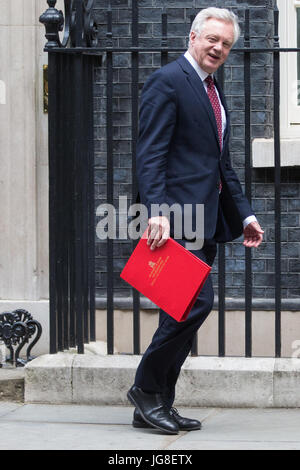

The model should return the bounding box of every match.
[189,31,197,45]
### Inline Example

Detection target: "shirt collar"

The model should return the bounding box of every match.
[184,50,213,83]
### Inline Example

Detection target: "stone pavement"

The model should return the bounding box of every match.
[1,402,300,450]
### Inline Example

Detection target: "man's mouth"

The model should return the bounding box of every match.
[208,53,220,60]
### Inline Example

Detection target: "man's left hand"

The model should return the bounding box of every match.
[243,221,264,248]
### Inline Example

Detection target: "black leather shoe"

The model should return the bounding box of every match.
[133,406,202,431]
[127,385,179,435]
[170,407,202,431]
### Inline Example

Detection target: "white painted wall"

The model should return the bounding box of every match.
[0,0,49,353]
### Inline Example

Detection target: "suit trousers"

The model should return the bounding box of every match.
[134,238,217,409]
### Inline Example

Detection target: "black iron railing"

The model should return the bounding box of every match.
[98,3,298,359]
[41,1,300,358]
[40,0,100,353]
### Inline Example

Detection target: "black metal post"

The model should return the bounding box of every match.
[88,55,96,343]
[73,1,84,354]
[106,3,114,355]
[131,0,141,355]
[217,65,226,358]
[273,5,281,358]
[48,51,59,354]
[244,9,252,358]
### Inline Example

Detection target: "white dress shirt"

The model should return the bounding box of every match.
[184,50,257,229]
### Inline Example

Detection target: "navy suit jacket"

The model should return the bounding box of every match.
[136,54,254,243]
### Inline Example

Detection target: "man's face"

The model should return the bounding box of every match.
[189,18,235,74]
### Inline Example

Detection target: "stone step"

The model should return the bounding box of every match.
[0,368,25,402]
[24,345,300,408]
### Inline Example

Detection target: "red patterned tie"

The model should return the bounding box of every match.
[205,75,223,151]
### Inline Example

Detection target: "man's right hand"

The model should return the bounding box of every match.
[147,216,170,251]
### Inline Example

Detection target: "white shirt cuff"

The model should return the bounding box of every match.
[243,215,257,229]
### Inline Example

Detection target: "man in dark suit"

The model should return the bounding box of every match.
[127,7,264,435]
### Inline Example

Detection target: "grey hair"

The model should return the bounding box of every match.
[189,7,240,46]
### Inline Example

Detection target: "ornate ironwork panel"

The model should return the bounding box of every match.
[0,310,42,367]
[39,0,98,49]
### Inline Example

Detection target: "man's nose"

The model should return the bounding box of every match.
[213,42,222,54]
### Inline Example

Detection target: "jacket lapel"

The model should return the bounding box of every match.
[177,55,220,149]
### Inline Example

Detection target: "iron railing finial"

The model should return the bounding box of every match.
[39,0,64,49]
[40,0,98,50]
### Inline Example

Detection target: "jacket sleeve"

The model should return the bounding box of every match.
[221,149,255,222]
[136,69,177,217]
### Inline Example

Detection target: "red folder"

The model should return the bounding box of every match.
[120,231,211,322]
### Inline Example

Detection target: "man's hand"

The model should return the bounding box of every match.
[147,216,170,251]
[243,221,264,248]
